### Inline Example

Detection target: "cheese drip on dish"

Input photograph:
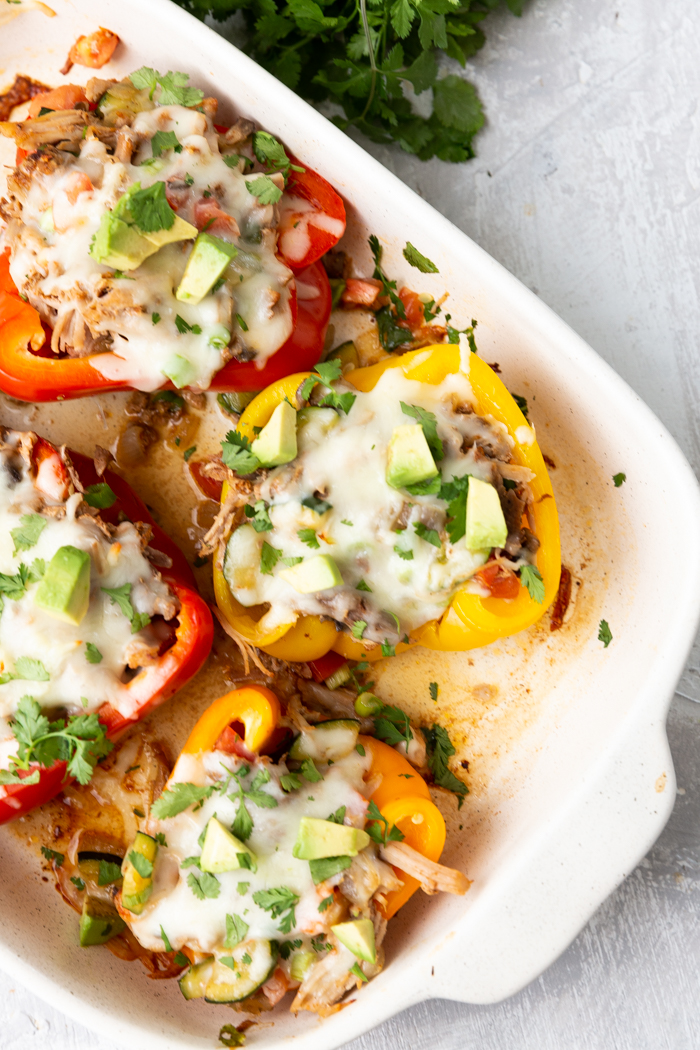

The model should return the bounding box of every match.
[223,367,537,642]
[0,431,177,753]
[1,102,294,391]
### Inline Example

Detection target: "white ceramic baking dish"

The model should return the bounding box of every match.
[1,2,700,1047]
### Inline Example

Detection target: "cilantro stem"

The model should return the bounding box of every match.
[358,0,378,122]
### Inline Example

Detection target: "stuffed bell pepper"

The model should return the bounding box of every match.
[0,429,213,823]
[205,343,560,663]
[0,67,343,399]
[115,685,469,1015]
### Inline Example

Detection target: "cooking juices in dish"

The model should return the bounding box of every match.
[114,687,469,1015]
[0,67,343,397]
[209,344,560,663]
[0,429,213,823]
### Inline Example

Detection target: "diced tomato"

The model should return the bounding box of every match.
[193,198,239,238]
[341,278,383,309]
[307,649,347,683]
[63,28,120,72]
[65,171,93,205]
[399,287,426,330]
[189,460,223,502]
[475,561,521,599]
[28,84,88,118]
[32,437,70,501]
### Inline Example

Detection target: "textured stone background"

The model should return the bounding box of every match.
[2,0,700,1046]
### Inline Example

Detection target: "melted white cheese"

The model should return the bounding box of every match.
[225,368,514,634]
[0,446,175,750]
[5,105,294,391]
[131,748,371,953]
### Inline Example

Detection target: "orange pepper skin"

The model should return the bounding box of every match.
[214,344,560,660]
[360,735,446,918]
[182,686,281,756]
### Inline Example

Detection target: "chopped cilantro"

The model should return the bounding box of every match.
[150,130,180,156]
[252,886,299,933]
[356,579,372,592]
[244,500,273,533]
[520,564,545,603]
[83,482,117,509]
[221,431,260,475]
[400,402,443,460]
[613,473,626,487]
[152,312,161,325]
[297,528,320,549]
[373,704,412,748]
[414,521,441,548]
[188,870,221,900]
[124,180,175,234]
[423,724,468,807]
[151,782,215,819]
[130,67,204,108]
[308,855,352,884]
[246,175,283,205]
[598,619,613,648]
[98,859,123,886]
[260,541,282,575]
[174,314,202,335]
[403,242,438,273]
[224,912,249,948]
[301,495,333,515]
[40,846,64,866]
[365,799,404,846]
[429,681,438,701]
[11,513,46,554]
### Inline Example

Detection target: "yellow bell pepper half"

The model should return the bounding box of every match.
[213,346,560,659]
[181,686,281,756]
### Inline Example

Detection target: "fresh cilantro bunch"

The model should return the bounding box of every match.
[0,696,113,787]
[169,0,523,162]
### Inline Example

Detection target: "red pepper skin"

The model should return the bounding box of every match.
[277,163,346,271]
[0,253,330,400]
[307,650,347,684]
[0,446,213,825]
[210,260,331,392]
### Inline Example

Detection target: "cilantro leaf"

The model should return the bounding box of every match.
[297,528,320,549]
[13,657,50,681]
[84,642,103,664]
[511,392,529,420]
[318,894,334,912]
[613,472,626,487]
[300,757,323,783]
[40,846,64,866]
[151,130,180,157]
[151,782,215,819]
[28,559,45,582]
[520,564,545,604]
[11,513,46,554]
[102,583,151,633]
[365,799,405,846]
[244,500,273,532]
[188,870,221,899]
[246,175,283,205]
[403,242,438,273]
[260,541,282,575]
[299,359,344,402]
[232,797,254,841]
[414,521,441,548]
[252,130,300,177]
[123,180,175,234]
[439,474,469,544]
[224,912,249,948]
[327,805,346,824]
[174,314,202,335]
[423,724,468,807]
[128,851,153,879]
[429,681,438,701]
[131,68,204,107]
[279,939,302,960]
[598,619,613,648]
[252,886,299,933]
[98,859,123,886]
[221,431,260,475]
[356,579,372,592]
[376,306,411,353]
[280,772,302,792]
[301,495,333,515]
[308,855,352,884]
[83,482,117,509]
[405,476,441,496]
[6,696,112,786]
[373,704,412,748]
[400,402,443,460]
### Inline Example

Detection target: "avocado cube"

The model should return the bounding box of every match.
[89,211,157,271]
[386,424,438,490]
[141,214,197,250]
[250,400,297,467]
[293,817,370,860]
[176,233,238,304]
[121,831,158,914]
[199,817,257,874]
[79,896,126,947]
[34,545,91,625]
[331,918,376,964]
[465,477,508,551]
[278,554,343,594]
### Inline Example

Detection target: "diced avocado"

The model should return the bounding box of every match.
[290,949,315,982]
[250,400,297,467]
[331,918,376,964]
[34,545,91,626]
[121,831,158,914]
[278,554,342,594]
[179,957,214,1000]
[163,354,198,390]
[142,214,198,250]
[293,817,370,860]
[79,896,126,947]
[111,185,196,249]
[297,406,339,452]
[90,211,157,271]
[176,233,238,304]
[465,476,507,552]
[386,424,438,490]
[199,817,257,874]
[288,719,360,762]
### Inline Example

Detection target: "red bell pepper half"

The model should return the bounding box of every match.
[0,440,214,825]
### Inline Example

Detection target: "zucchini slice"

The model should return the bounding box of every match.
[288,719,360,763]
[204,940,278,1003]
[180,957,214,1000]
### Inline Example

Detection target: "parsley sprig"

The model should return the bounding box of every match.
[0,696,112,786]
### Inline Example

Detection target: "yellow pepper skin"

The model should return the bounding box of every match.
[213,345,560,658]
